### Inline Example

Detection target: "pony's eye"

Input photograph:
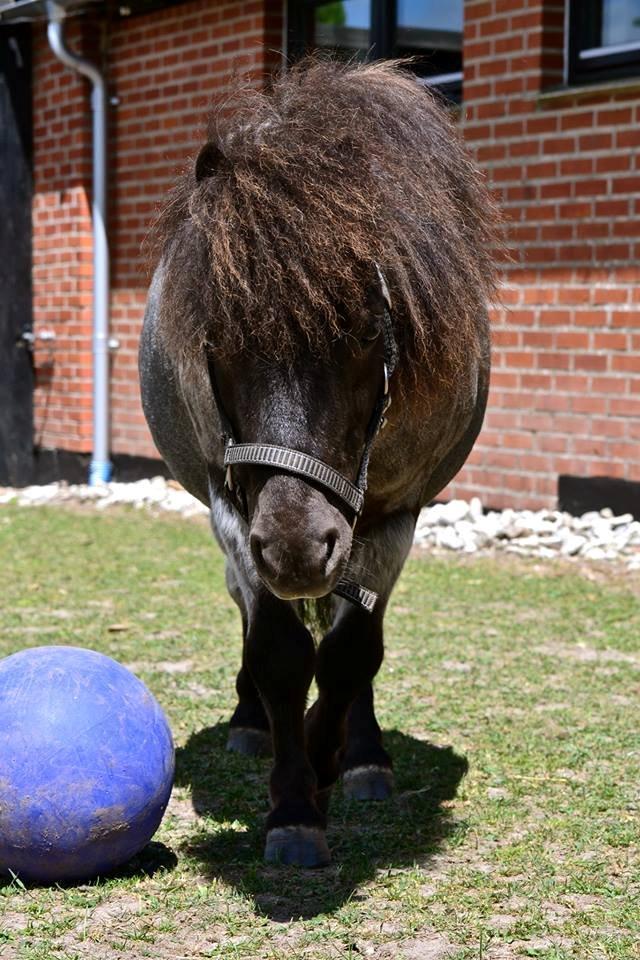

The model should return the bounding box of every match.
[359,320,381,344]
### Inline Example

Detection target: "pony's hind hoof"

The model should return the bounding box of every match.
[342,764,394,801]
[264,826,331,868]
[226,726,272,757]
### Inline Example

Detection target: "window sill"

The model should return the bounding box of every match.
[537,75,640,109]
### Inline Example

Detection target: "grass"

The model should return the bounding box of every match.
[0,503,638,960]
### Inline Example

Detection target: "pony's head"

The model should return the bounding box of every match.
[209,268,392,600]
[153,58,499,600]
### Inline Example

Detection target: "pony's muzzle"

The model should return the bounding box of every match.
[249,476,352,600]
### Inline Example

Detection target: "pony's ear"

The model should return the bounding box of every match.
[195,141,224,182]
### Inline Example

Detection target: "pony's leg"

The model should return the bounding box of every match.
[213,502,325,863]
[305,605,385,813]
[224,562,271,756]
[306,511,415,810]
[227,662,271,756]
[341,683,394,800]
[246,596,329,867]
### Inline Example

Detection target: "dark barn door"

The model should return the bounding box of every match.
[0,25,34,487]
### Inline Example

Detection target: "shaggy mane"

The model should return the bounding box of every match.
[153,58,499,386]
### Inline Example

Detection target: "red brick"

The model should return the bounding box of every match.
[593,333,628,350]
[595,154,632,174]
[617,128,640,149]
[560,110,595,131]
[612,355,640,373]
[537,352,571,370]
[560,157,593,176]
[597,106,632,125]
[574,354,609,372]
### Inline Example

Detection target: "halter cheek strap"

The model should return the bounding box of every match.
[208,269,397,614]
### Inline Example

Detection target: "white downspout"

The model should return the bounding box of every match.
[46,1,112,484]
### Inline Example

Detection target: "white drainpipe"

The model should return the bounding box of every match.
[46,1,112,484]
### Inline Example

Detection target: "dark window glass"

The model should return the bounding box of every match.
[394,0,463,84]
[569,0,640,85]
[312,1,372,60]
[287,0,463,101]
[601,0,640,48]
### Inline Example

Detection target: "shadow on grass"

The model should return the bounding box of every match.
[175,723,468,920]
[0,841,178,892]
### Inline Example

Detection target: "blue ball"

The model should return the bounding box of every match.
[0,645,175,884]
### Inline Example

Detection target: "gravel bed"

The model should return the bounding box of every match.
[1,478,639,570]
[415,497,640,571]
[0,477,209,519]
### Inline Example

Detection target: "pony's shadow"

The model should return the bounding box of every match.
[175,723,468,920]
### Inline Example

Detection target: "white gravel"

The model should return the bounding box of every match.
[0,477,209,519]
[1,480,639,570]
[415,496,640,571]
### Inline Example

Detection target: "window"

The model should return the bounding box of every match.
[309,1,372,62]
[568,0,640,85]
[287,1,463,102]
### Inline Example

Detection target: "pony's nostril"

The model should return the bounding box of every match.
[323,530,338,571]
[250,532,265,568]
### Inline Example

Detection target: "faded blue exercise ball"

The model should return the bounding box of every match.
[0,645,174,884]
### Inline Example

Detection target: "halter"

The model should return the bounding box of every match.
[208,267,398,613]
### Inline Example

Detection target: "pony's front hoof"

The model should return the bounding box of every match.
[226,726,272,757]
[264,826,331,868]
[343,764,394,800]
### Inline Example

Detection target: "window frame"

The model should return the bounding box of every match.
[286,0,463,103]
[568,0,640,86]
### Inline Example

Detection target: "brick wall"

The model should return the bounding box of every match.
[447,0,640,510]
[32,20,94,452]
[32,0,282,459]
[33,0,640,509]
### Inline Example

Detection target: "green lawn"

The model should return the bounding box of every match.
[0,505,638,960]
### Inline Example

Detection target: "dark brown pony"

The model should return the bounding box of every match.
[140,59,498,867]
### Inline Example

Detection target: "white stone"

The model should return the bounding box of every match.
[535,546,557,559]
[610,512,634,528]
[590,518,614,541]
[469,496,483,521]
[474,511,503,539]
[540,535,566,551]
[435,526,464,550]
[583,546,607,560]
[561,534,588,556]
[438,499,470,525]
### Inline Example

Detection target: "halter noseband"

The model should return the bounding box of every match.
[208,267,398,614]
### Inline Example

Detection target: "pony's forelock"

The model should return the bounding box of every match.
[152,57,500,387]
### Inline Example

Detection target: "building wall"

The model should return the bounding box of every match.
[31,0,282,459]
[32,20,94,452]
[31,0,640,509]
[448,0,640,510]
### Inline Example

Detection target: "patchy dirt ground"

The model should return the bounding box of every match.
[1,505,638,960]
